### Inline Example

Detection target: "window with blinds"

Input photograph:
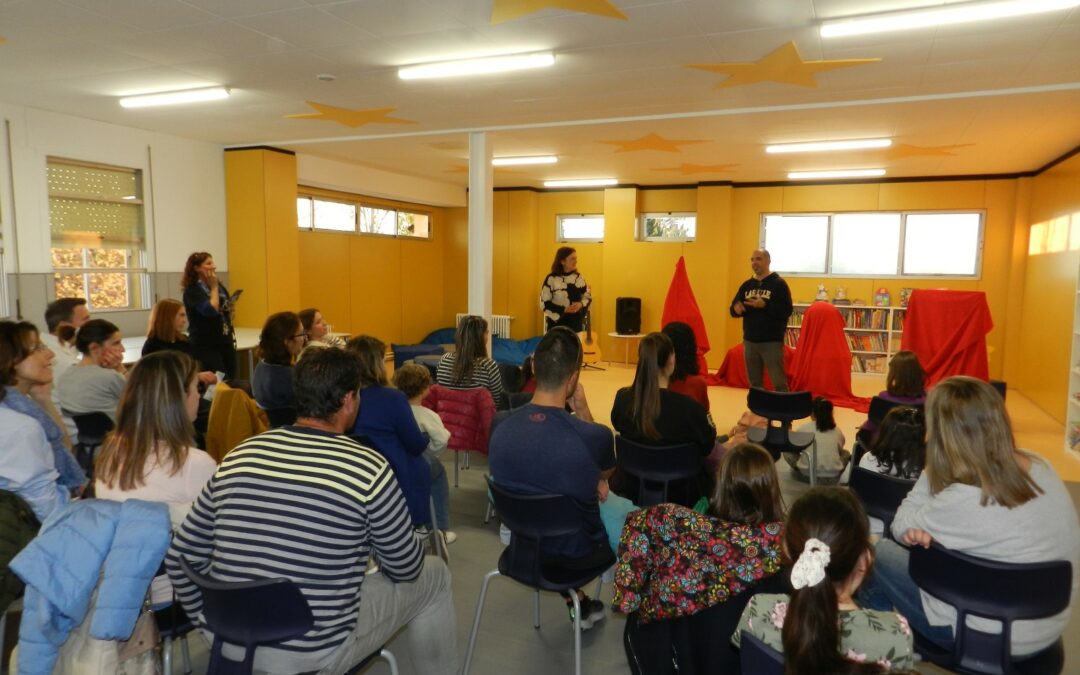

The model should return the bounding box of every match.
[47,158,149,310]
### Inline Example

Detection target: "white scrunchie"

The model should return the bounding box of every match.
[791,538,831,589]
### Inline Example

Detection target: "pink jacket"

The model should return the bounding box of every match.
[422,385,495,454]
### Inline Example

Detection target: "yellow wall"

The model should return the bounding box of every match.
[224,148,300,328]
[457,179,1022,374]
[296,188,455,345]
[1012,154,1080,422]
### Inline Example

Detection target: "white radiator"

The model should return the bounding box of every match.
[456,313,513,338]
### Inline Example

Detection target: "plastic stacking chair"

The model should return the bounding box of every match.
[67,411,114,479]
[847,467,916,539]
[615,436,701,507]
[463,476,615,675]
[745,388,818,483]
[179,557,398,675]
[155,601,194,675]
[739,632,784,675]
[262,406,297,429]
[908,542,1072,675]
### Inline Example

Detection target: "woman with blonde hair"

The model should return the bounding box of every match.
[435,315,506,409]
[859,376,1080,657]
[95,351,217,604]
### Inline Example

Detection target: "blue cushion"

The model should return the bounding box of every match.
[422,328,457,346]
[492,336,543,366]
[391,344,444,370]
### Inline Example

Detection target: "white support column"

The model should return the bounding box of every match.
[467,131,493,321]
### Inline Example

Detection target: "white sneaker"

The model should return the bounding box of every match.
[442,530,458,544]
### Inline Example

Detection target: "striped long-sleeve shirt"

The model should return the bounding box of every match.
[164,426,423,672]
[436,352,506,409]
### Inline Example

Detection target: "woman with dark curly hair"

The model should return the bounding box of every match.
[252,312,305,418]
[181,252,237,379]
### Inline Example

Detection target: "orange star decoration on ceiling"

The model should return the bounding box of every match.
[687,42,879,89]
[885,143,973,159]
[285,102,416,128]
[654,163,738,175]
[491,0,627,23]
[596,133,709,153]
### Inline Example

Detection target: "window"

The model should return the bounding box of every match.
[47,158,148,310]
[557,214,604,242]
[762,215,829,274]
[640,213,696,241]
[297,193,432,239]
[761,211,983,278]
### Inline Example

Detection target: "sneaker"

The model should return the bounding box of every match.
[442,530,458,545]
[567,595,606,631]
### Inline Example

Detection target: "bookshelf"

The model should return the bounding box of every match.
[785,303,907,375]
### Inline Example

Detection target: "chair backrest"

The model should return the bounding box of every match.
[746,388,813,425]
[263,406,297,429]
[615,436,701,507]
[739,632,784,675]
[69,411,114,445]
[179,556,314,675]
[908,542,1072,672]
[848,467,915,537]
[866,395,905,425]
[486,475,595,587]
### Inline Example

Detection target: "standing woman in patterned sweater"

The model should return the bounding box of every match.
[541,246,591,333]
[436,315,506,409]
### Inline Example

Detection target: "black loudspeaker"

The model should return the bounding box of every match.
[616,297,642,335]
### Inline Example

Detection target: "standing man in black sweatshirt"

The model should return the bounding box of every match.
[729,249,793,391]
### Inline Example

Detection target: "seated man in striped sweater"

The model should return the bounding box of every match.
[166,347,456,675]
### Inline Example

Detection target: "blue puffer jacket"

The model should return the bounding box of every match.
[10,499,170,675]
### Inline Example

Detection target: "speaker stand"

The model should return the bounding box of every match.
[582,362,605,372]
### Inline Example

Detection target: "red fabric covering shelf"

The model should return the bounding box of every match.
[789,302,870,413]
[901,289,993,386]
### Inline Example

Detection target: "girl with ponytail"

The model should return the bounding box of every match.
[734,487,915,673]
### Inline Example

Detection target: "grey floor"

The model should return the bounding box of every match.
[151,452,1080,675]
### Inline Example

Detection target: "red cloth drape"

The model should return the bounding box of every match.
[661,256,711,376]
[790,302,870,412]
[901,289,992,385]
[707,342,795,390]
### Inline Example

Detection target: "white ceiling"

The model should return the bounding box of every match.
[1,0,1078,189]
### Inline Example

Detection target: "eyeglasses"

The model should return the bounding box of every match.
[293,333,307,340]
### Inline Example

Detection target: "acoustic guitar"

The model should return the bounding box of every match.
[578,308,602,364]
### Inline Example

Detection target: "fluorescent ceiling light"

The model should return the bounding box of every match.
[544,178,618,188]
[399,52,555,80]
[821,0,1080,37]
[788,169,887,180]
[492,155,558,166]
[119,87,230,108]
[766,138,892,154]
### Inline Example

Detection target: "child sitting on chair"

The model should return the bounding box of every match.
[392,363,455,544]
[787,397,850,484]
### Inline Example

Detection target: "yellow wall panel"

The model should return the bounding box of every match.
[685,185,733,366]
[492,192,510,319]
[262,150,300,314]
[639,188,697,214]
[878,181,986,211]
[400,236,445,343]
[224,151,269,329]
[505,190,540,338]
[349,235,402,343]
[443,207,469,324]
[297,232,352,333]
[782,183,879,212]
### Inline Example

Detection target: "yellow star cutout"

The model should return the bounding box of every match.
[491,0,627,24]
[885,143,973,159]
[687,42,879,89]
[653,163,739,175]
[285,102,416,128]
[596,133,709,153]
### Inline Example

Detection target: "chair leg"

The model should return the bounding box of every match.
[594,575,603,600]
[809,438,818,487]
[534,590,541,629]
[162,635,173,675]
[180,634,192,675]
[483,500,494,525]
[464,450,471,470]
[454,451,460,488]
[380,648,399,675]
[569,591,583,675]
[463,569,501,675]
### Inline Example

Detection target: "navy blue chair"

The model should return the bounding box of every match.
[464,476,615,675]
[848,467,916,538]
[745,388,817,481]
[908,542,1072,674]
[739,631,784,675]
[263,406,297,429]
[68,411,114,480]
[179,557,398,675]
[615,436,701,508]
